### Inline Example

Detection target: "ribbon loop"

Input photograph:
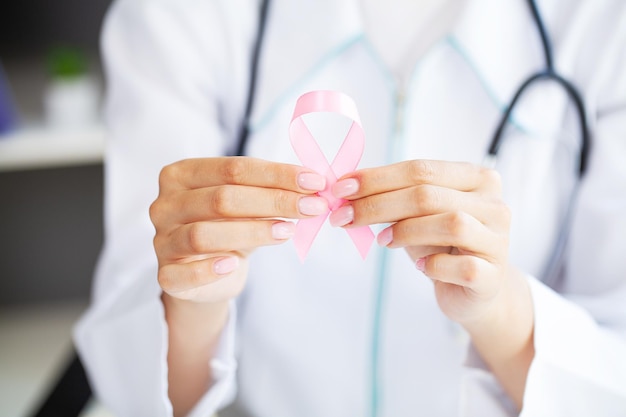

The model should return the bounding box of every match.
[289,90,375,261]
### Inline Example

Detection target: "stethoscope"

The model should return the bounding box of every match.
[234,0,590,175]
[232,0,591,415]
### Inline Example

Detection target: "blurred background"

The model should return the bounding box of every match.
[1,0,112,415]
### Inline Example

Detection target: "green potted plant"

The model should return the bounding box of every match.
[44,46,100,129]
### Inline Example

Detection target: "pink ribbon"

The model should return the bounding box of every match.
[289,90,374,261]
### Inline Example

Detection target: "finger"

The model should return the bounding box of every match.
[160,157,326,192]
[162,185,328,224]
[420,253,499,294]
[375,221,449,256]
[333,160,501,199]
[378,212,506,261]
[157,220,295,260]
[338,185,510,230]
[404,245,451,262]
[158,255,241,294]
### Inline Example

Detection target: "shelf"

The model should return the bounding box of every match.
[0,125,105,172]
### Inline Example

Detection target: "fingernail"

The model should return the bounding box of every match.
[329,205,354,227]
[415,257,426,272]
[272,221,295,240]
[298,172,326,191]
[298,196,328,216]
[332,178,359,198]
[377,227,393,247]
[213,256,239,275]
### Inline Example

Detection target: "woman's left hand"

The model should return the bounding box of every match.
[330,159,534,408]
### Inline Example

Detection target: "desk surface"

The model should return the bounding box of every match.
[0,301,114,417]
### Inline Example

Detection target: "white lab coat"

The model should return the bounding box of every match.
[74,0,626,416]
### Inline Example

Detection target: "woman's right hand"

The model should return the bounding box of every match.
[149,157,328,305]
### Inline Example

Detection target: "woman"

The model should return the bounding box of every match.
[75,0,626,416]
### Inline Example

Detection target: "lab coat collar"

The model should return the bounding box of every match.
[250,0,364,127]
[251,0,547,131]
[450,0,549,126]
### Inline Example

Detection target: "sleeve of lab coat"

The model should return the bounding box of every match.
[73,0,256,415]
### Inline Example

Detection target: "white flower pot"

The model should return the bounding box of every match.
[44,76,100,129]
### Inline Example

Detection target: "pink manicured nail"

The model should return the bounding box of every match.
[298,172,326,191]
[377,227,393,247]
[298,196,328,215]
[213,256,239,275]
[415,257,426,272]
[332,178,359,198]
[272,221,295,240]
[329,205,354,227]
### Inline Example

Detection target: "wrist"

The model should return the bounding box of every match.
[162,295,231,416]
[462,267,535,408]
[162,293,230,346]
[463,267,534,354]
